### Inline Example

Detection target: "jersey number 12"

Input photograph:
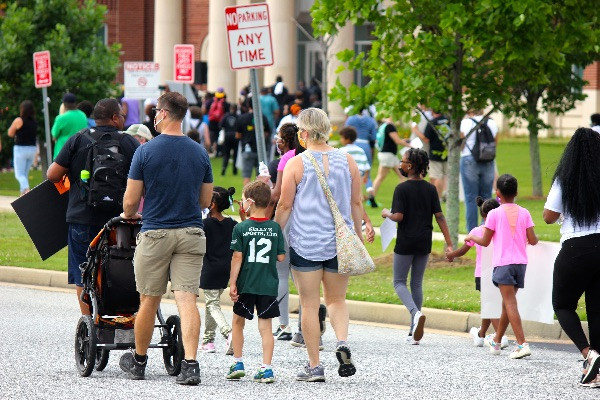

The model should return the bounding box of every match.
[247,238,271,263]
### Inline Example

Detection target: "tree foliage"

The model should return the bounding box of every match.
[0,0,121,165]
[311,0,600,243]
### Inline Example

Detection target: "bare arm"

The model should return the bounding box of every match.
[199,182,214,209]
[526,226,539,245]
[121,178,144,219]
[7,117,23,138]
[229,251,243,302]
[362,206,375,243]
[274,157,301,229]
[543,209,561,224]
[445,243,471,262]
[466,227,494,247]
[389,131,411,147]
[270,170,283,204]
[346,154,364,241]
[435,212,453,251]
[277,253,285,262]
[47,162,68,183]
[202,124,211,151]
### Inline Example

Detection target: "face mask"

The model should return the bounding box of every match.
[400,167,408,178]
[297,132,307,148]
[154,114,164,131]
[243,198,254,214]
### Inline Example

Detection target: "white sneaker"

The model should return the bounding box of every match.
[509,342,531,359]
[501,336,509,349]
[225,332,234,356]
[484,334,501,355]
[405,335,420,345]
[412,311,426,341]
[469,327,484,347]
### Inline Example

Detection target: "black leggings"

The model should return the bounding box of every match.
[552,234,600,352]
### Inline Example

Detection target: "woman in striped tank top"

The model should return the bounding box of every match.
[275,108,364,382]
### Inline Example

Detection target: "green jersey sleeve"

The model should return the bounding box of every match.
[230,224,243,252]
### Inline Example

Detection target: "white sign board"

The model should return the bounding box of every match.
[225,3,274,70]
[124,62,160,100]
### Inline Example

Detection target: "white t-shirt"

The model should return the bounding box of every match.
[460,116,498,157]
[544,180,600,243]
[591,125,600,134]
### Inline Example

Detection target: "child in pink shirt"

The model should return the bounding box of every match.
[465,174,538,359]
[446,196,508,348]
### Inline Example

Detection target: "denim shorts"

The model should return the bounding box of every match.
[492,264,527,288]
[68,223,103,287]
[289,247,338,273]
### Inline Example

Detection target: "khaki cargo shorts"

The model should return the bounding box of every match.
[134,227,206,296]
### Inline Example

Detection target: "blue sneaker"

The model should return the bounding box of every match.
[253,367,275,383]
[226,361,245,380]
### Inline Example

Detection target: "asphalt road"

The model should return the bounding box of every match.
[0,283,596,400]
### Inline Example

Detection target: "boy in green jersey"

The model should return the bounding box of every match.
[226,181,286,383]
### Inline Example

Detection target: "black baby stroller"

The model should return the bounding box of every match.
[74,216,184,377]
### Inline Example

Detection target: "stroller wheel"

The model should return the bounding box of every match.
[163,315,184,376]
[95,349,110,371]
[75,315,97,377]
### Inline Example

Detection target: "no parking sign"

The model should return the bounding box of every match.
[225,3,274,70]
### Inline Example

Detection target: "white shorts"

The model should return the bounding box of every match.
[429,160,448,180]
[377,152,400,168]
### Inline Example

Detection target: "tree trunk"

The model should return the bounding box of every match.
[526,98,543,197]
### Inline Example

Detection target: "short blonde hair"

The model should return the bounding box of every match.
[296,108,331,143]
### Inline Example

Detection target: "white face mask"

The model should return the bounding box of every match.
[154,115,164,132]
[243,198,254,214]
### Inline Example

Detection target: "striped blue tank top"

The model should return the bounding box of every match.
[288,149,353,261]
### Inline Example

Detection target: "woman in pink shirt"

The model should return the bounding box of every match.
[466,174,538,359]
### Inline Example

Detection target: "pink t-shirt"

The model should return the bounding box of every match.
[484,204,534,267]
[465,226,484,277]
[277,149,296,171]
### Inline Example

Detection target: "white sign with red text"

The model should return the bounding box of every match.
[33,51,52,88]
[124,62,160,99]
[174,44,195,83]
[225,3,274,70]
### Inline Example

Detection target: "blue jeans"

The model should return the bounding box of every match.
[460,155,495,232]
[68,223,102,287]
[13,145,37,193]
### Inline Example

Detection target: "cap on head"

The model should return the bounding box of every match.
[63,93,77,104]
[215,87,225,98]
[126,124,153,141]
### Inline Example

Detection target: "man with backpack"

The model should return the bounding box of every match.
[460,109,499,231]
[417,110,450,199]
[47,98,139,315]
[206,87,229,155]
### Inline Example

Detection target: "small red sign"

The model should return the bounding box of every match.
[174,44,195,83]
[33,51,52,88]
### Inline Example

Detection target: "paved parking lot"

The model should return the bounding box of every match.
[0,283,596,399]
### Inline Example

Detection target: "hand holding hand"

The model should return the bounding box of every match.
[229,285,239,302]
[365,221,375,243]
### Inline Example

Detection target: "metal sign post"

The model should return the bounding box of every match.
[41,87,51,165]
[225,3,274,165]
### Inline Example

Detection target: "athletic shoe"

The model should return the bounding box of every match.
[291,332,305,347]
[296,363,325,382]
[367,196,378,208]
[200,342,216,353]
[176,360,201,385]
[580,374,600,388]
[226,361,245,380]
[412,311,426,341]
[273,325,292,341]
[405,335,420,345]
[509,343,532,359]
[119,350,146,380]
[470,327,484,347]
[581,349,600,384]
[335,343,356,377]
[225,332,234,356]
[319,304,327,335]
[484,334,501,355]
[253,368,275,383]
[501,336,509,349]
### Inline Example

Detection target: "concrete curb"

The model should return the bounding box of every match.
[1,265,586,342]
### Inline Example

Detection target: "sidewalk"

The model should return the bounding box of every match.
[0,194,577,342]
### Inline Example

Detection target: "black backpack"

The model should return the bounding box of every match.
[468,118,496,162]
[82,129,129,210]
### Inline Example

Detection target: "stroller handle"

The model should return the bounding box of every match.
[107,216,142,227]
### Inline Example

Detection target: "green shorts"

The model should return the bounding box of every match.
[134,227,206,296]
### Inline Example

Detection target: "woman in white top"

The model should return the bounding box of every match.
[543,127,600,387]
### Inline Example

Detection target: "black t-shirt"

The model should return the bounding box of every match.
[424,115,450,161]
[200,216,238,289]
[391,180,442,255]
[235,112,270,153]
[380,123,398,154]
[54,125,139,226]
[268,158,279,185]
[219,112,238,135]
[15,117,37,146]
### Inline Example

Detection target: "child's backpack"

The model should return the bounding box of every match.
[82,129,129,210]
[468,118,496,162]
[375,122,388,151]
[208,98,225,122]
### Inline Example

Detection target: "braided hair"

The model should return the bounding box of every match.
[475,196,500,219]
[212,186,236,212]
[405,148,429,178]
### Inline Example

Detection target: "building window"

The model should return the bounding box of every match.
[97,24,107,45]
[572,64,584,94]
[354,24,375,88]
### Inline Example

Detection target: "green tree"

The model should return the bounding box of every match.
[0,0,121,168]
[311,0,599,244]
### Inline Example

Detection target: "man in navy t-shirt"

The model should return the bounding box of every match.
[119,92,213,385]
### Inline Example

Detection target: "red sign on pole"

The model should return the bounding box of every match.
[33,51,52,88]
[174,44,195,83]
[225,3,274,70]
